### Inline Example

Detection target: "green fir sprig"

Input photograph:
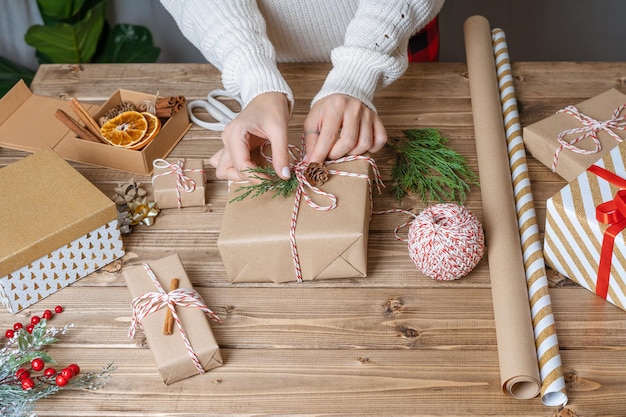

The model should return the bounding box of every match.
[0,321,115,417]
[389,128,480,204]
[229,166,298,203]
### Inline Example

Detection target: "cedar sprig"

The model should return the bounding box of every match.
[389,128,479,204]
[229,166,298,203]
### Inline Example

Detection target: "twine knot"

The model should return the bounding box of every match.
[128,263,222,373]
[552,104,626,172]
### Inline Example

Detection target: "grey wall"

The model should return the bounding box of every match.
[2,0,626,71]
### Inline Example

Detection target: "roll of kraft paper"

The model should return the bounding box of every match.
[492,28,568,407]
[463,15,541,400]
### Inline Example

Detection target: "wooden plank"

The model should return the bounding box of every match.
[31,347,626,416]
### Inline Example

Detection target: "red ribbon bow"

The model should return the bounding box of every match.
[587,164,626,299]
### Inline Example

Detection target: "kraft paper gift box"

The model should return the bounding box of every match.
[544,141,626,311]
[124,253,222,384]
[523,88,626,182]
[218,156,374,283]
[152,158,206,209]
[0,149,125,313]
[0,80,191,175]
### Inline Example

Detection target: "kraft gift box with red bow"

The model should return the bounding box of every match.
[523,89,626,182]
[544,140,626,311]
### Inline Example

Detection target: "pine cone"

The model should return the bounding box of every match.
[112,180,147,208]
[304,162,329,187]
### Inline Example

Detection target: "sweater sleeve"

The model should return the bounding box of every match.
[159,0,293,109]
[312,0,445,112]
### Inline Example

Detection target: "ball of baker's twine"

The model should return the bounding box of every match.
[407,203,484,281]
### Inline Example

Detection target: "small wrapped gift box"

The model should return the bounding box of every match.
[544,141,626,311]
[151,158,206,209]
[124,253,222,384]
[0,149,125,313]
[217,146,378,283]
[523,88,626,182]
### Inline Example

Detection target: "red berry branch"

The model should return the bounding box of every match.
[0,306,115,417]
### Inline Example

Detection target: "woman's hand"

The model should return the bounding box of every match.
[209,92,292,182]
[302,93,387,163]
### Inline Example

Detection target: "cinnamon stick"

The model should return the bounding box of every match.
[156,107,176,118]
[55,109,101,143]
[69,98,104,140]
[163,278,180,335]
[155,96,177,109]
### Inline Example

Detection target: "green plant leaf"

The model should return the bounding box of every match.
[24,1,106,63]
[36,0,91,23]
[0,56,35,98]
[95,24,161,63]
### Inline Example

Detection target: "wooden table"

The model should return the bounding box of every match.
[2,62,626,416]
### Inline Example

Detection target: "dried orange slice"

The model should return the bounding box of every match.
[127,112,162,150]
[100,111,148,147]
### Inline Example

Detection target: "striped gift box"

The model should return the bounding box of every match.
[544,141,626,310]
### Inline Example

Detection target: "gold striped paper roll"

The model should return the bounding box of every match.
[492,27,568,407]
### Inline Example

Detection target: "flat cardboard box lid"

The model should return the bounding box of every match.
[0,80,88,152]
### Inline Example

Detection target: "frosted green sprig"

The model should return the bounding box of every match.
[0,321,115,417]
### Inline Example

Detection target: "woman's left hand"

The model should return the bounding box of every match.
[302,93,387,163]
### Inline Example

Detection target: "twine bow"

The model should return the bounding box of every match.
[552,104,626,172]
[128,263,222,373]
[258,139,383,282]
[152,158,204,208]
[587,164,626,299]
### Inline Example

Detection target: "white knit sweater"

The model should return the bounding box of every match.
[160,0,445,111]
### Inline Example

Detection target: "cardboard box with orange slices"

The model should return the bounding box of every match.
[0,80,191,175]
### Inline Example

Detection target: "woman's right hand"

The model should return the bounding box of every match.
[209,92,292,182]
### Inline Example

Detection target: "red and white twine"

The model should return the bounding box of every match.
[152,158,204,208]
[128,263,222,373]
[552,104,626,172]
[375,204,484,281]
[259,139,383,282]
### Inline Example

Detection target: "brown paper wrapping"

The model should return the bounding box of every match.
[152,159,206,209]
[218,157,371,283]
[464,15,541,399]
[124,254,222,384]
[523,89,626,182]
[0,148,117,277]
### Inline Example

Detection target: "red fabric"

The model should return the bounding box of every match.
[407,16,439,62]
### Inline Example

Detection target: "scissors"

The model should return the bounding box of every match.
[186,89,243,131]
